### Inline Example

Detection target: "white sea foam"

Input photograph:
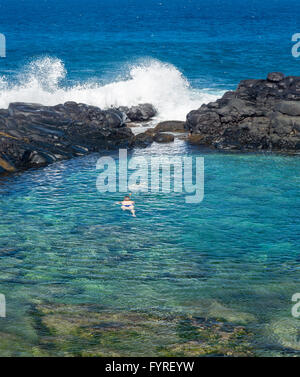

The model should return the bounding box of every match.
[0,57,222,120]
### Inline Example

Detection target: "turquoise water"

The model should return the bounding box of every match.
[1,0,300,356]
[0,139,299,356]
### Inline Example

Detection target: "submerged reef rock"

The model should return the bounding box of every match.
[0,102,156,174]
[186,72,300,152]
[161,317,254,357]
[24,301,255,357]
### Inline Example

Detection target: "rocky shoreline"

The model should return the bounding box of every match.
[0,102,157,174]
[1,72,300,175]
[186,72,300,152]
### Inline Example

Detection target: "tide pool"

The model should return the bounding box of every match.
[0,139,299,356]
[1,0,300,358]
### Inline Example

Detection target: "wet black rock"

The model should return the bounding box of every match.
[0,102,157,174]
[118,103,157,122]
[186,73,300,152]
[153,120,187,133]
[267,72,285,83]
[153,132,175,143]
[134,130,155,148]
[134,127,176,147]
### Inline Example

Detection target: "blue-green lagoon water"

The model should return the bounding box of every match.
[0,139,299,356]
[1,0,300,357]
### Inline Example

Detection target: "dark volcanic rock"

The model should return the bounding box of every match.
[153,132,175,143]
[0,102,139,173]
[118,103,157,122]
[134,131,155,148]
[153,120,187,133]
[186,73,300,152]
[267,72,285,83]
[133,128,175,147]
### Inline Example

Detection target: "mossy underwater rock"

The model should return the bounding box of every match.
[0,332,43,357]
[28,301,255,357]
[30,302,178,357]
[161,317,254,357]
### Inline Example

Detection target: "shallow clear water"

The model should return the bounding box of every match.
[1,0,300,357]
[0,140,299,356]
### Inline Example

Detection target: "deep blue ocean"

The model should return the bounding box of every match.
[0,0,300,116]
[0,0,300,356]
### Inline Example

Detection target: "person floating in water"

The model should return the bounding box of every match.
[116,193,136,217]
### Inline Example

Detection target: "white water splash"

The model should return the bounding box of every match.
[0,57,222,120]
